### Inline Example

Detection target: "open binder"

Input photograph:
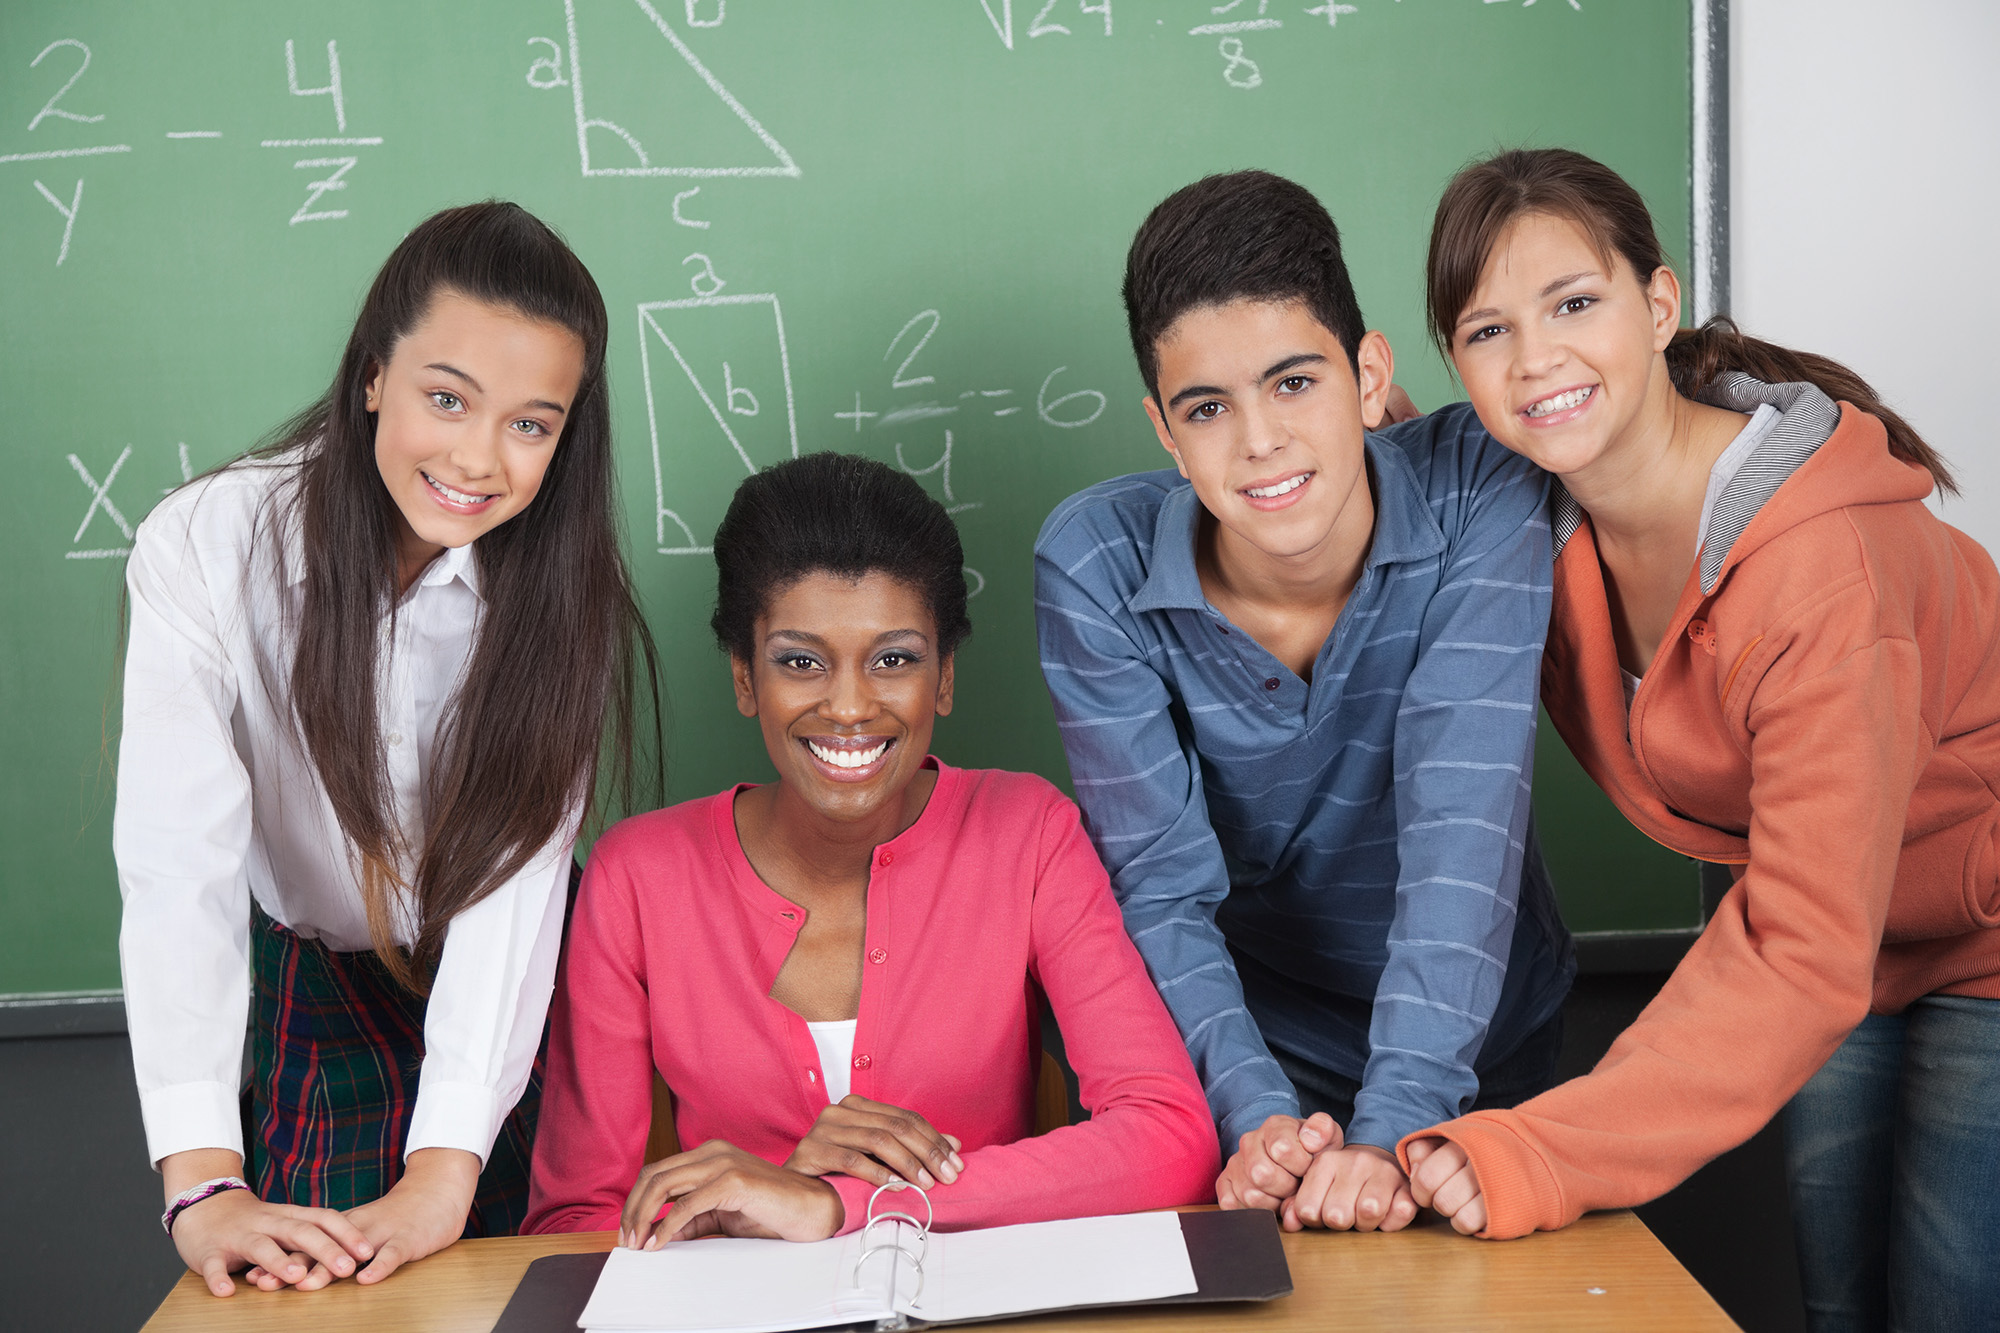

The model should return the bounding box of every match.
[494,1185,1292,1333]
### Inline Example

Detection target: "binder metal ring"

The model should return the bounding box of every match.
[864,1178,934,1232]
[855,1179,931,1309]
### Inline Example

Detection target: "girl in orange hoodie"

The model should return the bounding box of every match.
[1395,147,2000,1331]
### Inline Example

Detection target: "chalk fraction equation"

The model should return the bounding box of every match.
[976,0,1581,91]
[4,36,383,266]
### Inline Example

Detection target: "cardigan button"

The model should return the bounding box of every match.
[877,850,894,868]
[852,1054,871,1070]
[869,947,888,965]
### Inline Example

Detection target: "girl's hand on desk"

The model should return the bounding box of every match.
[1281,1144,1417,1233]
[785,1095,964,1190]
[1216,1112,1339,1212]
[172,1187,374,1296]
[249,1146,480,1289]
[1403,1137,1488,1236]
[624,1141,844,1249]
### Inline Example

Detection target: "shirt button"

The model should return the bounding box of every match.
[1264,677,1280,691]
[869,947,888,965]
[877,850,894,868]
[852,1054,871,1070]
[386,732,403,747]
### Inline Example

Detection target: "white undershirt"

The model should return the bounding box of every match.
[1622,403,1782,709]
[807,1019,859,1104]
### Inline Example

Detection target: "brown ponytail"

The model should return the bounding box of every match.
[1426,147,1955,495]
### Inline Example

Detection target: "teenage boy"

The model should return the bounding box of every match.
[1035,171,1573,1232]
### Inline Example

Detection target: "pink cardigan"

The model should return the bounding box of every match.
[522,761,1218,1236]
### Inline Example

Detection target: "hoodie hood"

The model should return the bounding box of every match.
[1550,373,1934,594]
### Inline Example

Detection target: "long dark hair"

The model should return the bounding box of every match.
[709,452,971,663]
[1425,147,1955,494]
[261,201,662,990]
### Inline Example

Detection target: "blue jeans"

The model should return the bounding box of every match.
[1782,994,2000,1333]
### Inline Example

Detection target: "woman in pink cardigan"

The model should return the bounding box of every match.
[523,452,1218,1246]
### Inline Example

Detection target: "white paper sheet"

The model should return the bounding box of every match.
[578,1234,891,1333]
[910,1212,1197,1324]
[578,1211,1198,1333]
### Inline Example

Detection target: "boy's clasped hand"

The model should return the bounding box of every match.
[1218,1112,1418,1233]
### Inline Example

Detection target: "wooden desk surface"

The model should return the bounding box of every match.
[141,1210,1738,1333]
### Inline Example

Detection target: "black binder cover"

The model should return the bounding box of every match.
[490,1210,1292,1332]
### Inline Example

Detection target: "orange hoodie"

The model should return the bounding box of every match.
[1396,388,2000,1239]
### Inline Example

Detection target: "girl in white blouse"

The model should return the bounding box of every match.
[117,202,659,1297]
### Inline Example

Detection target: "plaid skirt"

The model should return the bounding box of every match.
[244,898,548,1236]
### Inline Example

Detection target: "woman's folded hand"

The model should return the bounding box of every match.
[785,1095,964,1190]
[621,1140,845,1248]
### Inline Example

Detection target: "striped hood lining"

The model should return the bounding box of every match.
[1549,373,1842,595]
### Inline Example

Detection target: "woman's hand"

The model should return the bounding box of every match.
[621,1141,844,1249]
[784,1095,963,1190]
[1404,1136,1489,1236]
[1215,1112,1339,1212]
[246,1146,480,1289]
[1280,1143,1418,1233]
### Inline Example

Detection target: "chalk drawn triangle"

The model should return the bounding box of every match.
[637,294,799,554]
[564,0,799,178]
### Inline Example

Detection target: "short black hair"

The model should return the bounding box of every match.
[1122,170,1367,403]
[710,452,972,662]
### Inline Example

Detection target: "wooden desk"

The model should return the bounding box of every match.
[142,1210,1738,1332]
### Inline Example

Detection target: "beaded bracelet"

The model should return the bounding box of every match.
[161,1176,251,1235]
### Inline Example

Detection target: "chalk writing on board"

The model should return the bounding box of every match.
[33,178,84,265]
[526,37,569,89]
[560,0,799,179]
[60,443,197,560]
[683,252,727,297]
[673,187,711,229]
[29,39,104,131]
[638,294,800,554]
[1304,2,1359,24]
[895,430,982,517]
[285,39,346,132]
[5,39,129,264]
[66,447,135,559]
[886,310,940,390]
[981,1,1114,48]
[290,158,356,224]
[269,40,378,224]
[968,1,1577,90]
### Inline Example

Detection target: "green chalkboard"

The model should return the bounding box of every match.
[0,0,1699,996]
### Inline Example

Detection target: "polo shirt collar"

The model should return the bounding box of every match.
[1126,432,1444,615]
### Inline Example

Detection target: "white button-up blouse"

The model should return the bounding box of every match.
[114,457,574,1169]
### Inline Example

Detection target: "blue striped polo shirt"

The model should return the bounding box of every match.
[1034,403,1574,1151]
